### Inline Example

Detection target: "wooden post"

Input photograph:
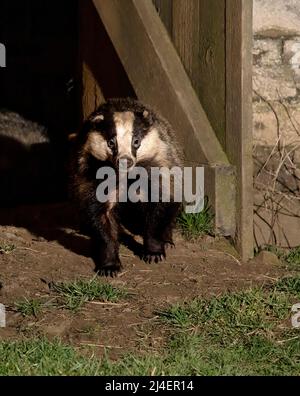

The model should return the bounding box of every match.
[226,0,253,260]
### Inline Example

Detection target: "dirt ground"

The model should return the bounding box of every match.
[0,202,284,359]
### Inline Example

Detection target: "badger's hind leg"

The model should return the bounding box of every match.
[143,202,180,263]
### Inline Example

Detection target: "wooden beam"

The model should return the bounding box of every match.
[92,0,229,167]
[226,0,253,260]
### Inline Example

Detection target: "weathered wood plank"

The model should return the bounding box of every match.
[152,0,173,36]
[172,0,226,148]
[198,0,226,148]
[226,0,253,259]
[92,0,229,166]
[172,0,200,91]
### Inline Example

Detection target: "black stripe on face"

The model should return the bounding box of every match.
[132,111,153,156]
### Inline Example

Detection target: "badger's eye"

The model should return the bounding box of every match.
[133,137,141,149]
[107,137,116,149]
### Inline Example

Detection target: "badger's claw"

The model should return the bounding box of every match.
[95,258,122,277]
[143,236,168,264]
[142,252,166,264]
[98,267,120,277]
[164,241,175,249]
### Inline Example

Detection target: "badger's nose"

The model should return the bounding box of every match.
[117,156,134,170]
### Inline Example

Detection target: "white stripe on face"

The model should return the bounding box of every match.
[137,127,169,166]
[85,132,110,161]
[113,112,135,161]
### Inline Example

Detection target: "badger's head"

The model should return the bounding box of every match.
[83,105,168,172]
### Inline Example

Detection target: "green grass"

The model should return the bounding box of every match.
[158,287,291,340]
[154,278,300,375]
[2,277,300,375]
[0,338,102,376]
[177,197,214,238]
[15,298,43,317]
[14,278,128,316]
[285,247,300,269]
[0,242,16,254]
[276,276,300,295]
[158,287,290,339]
[51,277,128,311]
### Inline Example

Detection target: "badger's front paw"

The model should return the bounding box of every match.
[143,237,166,264]
[92,244,122,276]
[97,258,122,277]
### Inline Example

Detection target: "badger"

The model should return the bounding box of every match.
[70,98,183,275]
[0,110,66,205]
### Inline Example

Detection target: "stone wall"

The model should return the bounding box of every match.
[253,0,300,146]
[253,0,300,248]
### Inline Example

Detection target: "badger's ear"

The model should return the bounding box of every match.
[91,114,104,123]
[142,109,155,125]
[89,114,105,131]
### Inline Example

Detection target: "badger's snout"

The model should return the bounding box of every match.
[117,156,135,171]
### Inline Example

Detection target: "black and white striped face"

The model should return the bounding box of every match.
[84,108,168,171]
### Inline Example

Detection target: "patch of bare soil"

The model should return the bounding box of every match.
[0,203,284,359]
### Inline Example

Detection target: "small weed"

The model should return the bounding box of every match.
[0,242,16,255]
[51,277,128,311]
[15,298,43,317]
[177,197,214,238]
[285,247,300,269]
